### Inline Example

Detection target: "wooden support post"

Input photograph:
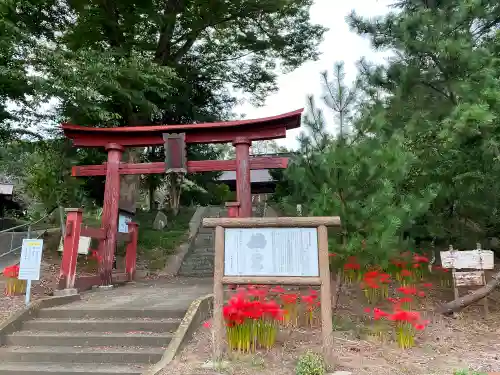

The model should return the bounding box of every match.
[318,225,333,362]
[59,208,83,290]
[225,202,240,218]
[125,222,139,281]
[99,143,124,286]
[212,225,225,361]
[233,137,251,218]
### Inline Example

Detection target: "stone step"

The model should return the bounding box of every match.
[0,346,164,364]
[193,234,213,247]
[0,362,145,375]
[4,331,172,347]
[21,318,181,333]
[190,247,214,255]
[177,270,213,277]
[37,308,186,320]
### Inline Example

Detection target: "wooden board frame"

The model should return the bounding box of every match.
[440,244,492,316]
[203,216,341,361]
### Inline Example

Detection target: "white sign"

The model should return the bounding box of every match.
[57,236,91,255]
[18,239,44,281]
[224,228,319,277]
[454,271,485,287]
[118,213,132,233]
[440,249,494,270]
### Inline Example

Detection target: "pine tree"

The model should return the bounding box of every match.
[282,62,436,267]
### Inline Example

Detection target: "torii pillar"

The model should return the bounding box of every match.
[233,137,252,218]
[99,143,124,285]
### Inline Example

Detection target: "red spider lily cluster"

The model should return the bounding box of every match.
[362,270,391,303]
[222,285,321,353]
[330,249,443,349]
[365,293,430,349]
[3,265,25,295]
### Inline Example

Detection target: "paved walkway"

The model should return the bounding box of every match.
[50,277,214,312]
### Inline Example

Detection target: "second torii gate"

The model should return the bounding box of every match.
[61,109,302,285]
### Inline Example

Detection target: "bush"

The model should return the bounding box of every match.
[295,351,325,375]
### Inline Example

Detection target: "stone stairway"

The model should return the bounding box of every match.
[0,286,195,375]
[177,206,226,278]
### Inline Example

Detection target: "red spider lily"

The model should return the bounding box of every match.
[412,263,421,269]
[422,283,433,288]
[344,262,361,270]
[270,286,285,294]
[378,273,391,283]
[400,269,413,277]
[388,310,421,324]
[397,286,418,296]
[418,291,425,297]
[373,307,390,320]
[3,264,20,278]
[280,293,298,305]
[413,254,429,263]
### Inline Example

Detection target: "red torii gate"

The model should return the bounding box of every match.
[61,109,302,286]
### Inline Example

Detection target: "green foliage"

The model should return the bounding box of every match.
[135,208,194,270]
[346,0,500,247]
[453,370,487,375]
[295,351,325,375]
[280,63,436,265]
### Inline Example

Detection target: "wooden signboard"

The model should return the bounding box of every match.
[440,244,494,315]
[203,216,341,361]
[163,133,187,174]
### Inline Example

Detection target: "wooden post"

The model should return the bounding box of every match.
[59,208,83,290]
[99,143,124,286]
[125,222,139,281]
[212,225,225,361]
[318,225,333,359]
[206,216,341,365]
[225,202,240,218]
[233,137,251,218]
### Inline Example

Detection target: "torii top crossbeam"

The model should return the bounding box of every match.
[62,109,303,147]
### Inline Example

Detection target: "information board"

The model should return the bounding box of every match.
[224,227,319,277]
[18,239,44,281]
[118,213,132,233]
[440,249,494,270]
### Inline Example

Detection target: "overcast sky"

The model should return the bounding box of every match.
[238,0,393,150]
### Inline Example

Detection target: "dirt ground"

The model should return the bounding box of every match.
[165,283,500,375]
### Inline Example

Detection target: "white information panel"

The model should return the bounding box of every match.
[118,213,132,233]
[224,228,319,277]
[18,239,44,281]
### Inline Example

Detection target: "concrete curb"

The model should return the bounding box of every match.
[162,206,207,277]
[143,293,213,375]
[0,293,81,345]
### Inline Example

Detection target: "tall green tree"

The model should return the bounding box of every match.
[280,62,436,266]
[346,0,500,312]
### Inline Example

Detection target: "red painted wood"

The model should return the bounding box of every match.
[72,157,289,177]
[66,125,288,147]
[233,137,252,217]
[58,272,129,292]
[59,208,83,289]
[125,222,138,281]
[99,143,124,286]
[225,202,240,218]
[80,226,106,240]
[63,109,302,134]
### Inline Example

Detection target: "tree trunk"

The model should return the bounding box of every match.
[119,148,140,214]
[148,180,155,212]
[439,271,500,315]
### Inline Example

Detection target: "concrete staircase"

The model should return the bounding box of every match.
[0,304,184,374]
[177,206,226,278]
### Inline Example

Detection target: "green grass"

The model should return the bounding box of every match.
[135,208,195,270]
[81,207,195,271]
